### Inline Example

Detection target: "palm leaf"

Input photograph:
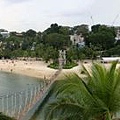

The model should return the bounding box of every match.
[44,62,120,120]
[44,99,84,120]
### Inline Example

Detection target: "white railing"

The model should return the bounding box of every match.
[0,69,62,120]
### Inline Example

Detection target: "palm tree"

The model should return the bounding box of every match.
[44,61,120,120]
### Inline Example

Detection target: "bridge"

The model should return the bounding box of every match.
[0,50,65,120]
[0,69,62,120]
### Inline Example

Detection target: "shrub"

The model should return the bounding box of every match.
[48,61,78,69]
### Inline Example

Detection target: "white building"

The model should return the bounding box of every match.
[0,31,10,38]
[0,29,10,38]
[102,57,120,62]
[70,34,85,48]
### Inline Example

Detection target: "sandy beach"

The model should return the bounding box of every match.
[0,60,119,80]
[0,60,91,80]
[0,60,58,80]
[0,59,89,80]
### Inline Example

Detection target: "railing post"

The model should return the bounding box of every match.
[1,96,4,113]
[11,94,14,117]
[6,95,8,115]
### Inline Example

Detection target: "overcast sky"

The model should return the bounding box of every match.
[0,0,120,32]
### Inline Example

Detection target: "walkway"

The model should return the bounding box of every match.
[0,69,62,120]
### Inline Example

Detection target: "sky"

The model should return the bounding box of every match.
[0,0,120,32]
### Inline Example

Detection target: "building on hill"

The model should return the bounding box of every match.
[0,32,10,38]
[70,33,85,48]
[0,29,10,38]
[15,33,23,37]
[101,57,120,63]
[10,31,23,37]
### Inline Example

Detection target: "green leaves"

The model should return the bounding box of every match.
[89,25,115,50]
[44,61,120,120]
[44,33,70,49]
[45,100,84,120]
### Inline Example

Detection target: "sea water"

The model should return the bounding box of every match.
[0,71,42,96]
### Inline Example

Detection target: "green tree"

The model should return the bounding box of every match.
[43,46,58,62]
[25,29,36,37]
[0,34,4,41]
[44,23,60,34]
[102,45,120,57]
[91,24,116,36]
[73,24,89,36]
[66,46,79,61]
[45,61,120,120]
[43,33,71,49]
[35,43,45,58]
[89,25,116,50]
[91,24,101,33]
[88,31,115,50]
[4,36,23,51]
[59,26,70,35]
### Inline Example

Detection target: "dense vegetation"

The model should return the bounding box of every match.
[44,61,120,120]
[48,61,78,69]
[0,23,119,67]
[0,24,119,119]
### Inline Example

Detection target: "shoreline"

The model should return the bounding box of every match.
[0,60,87,80]
[0,60,89,80]
[0,60,117,81]
[0,60,58,80]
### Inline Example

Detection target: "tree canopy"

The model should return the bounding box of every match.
[88,25,115,50]
[43,33,71,49]
[0,23,118,62]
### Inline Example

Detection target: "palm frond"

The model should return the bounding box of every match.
[44,100,84,120]
[44,62,120,120]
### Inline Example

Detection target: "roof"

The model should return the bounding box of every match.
[102,57,120,61]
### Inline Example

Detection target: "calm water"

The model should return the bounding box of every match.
[0,71,42,96]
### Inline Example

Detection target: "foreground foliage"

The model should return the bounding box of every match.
[48,61,78,69]
[0,113,15,120]
[44,61,120,120]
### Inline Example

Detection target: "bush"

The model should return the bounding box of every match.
[48,63,59,69]
[63,61,78,69]
[48,61,78,69]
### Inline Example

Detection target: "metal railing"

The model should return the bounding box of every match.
[0,69,62,120]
